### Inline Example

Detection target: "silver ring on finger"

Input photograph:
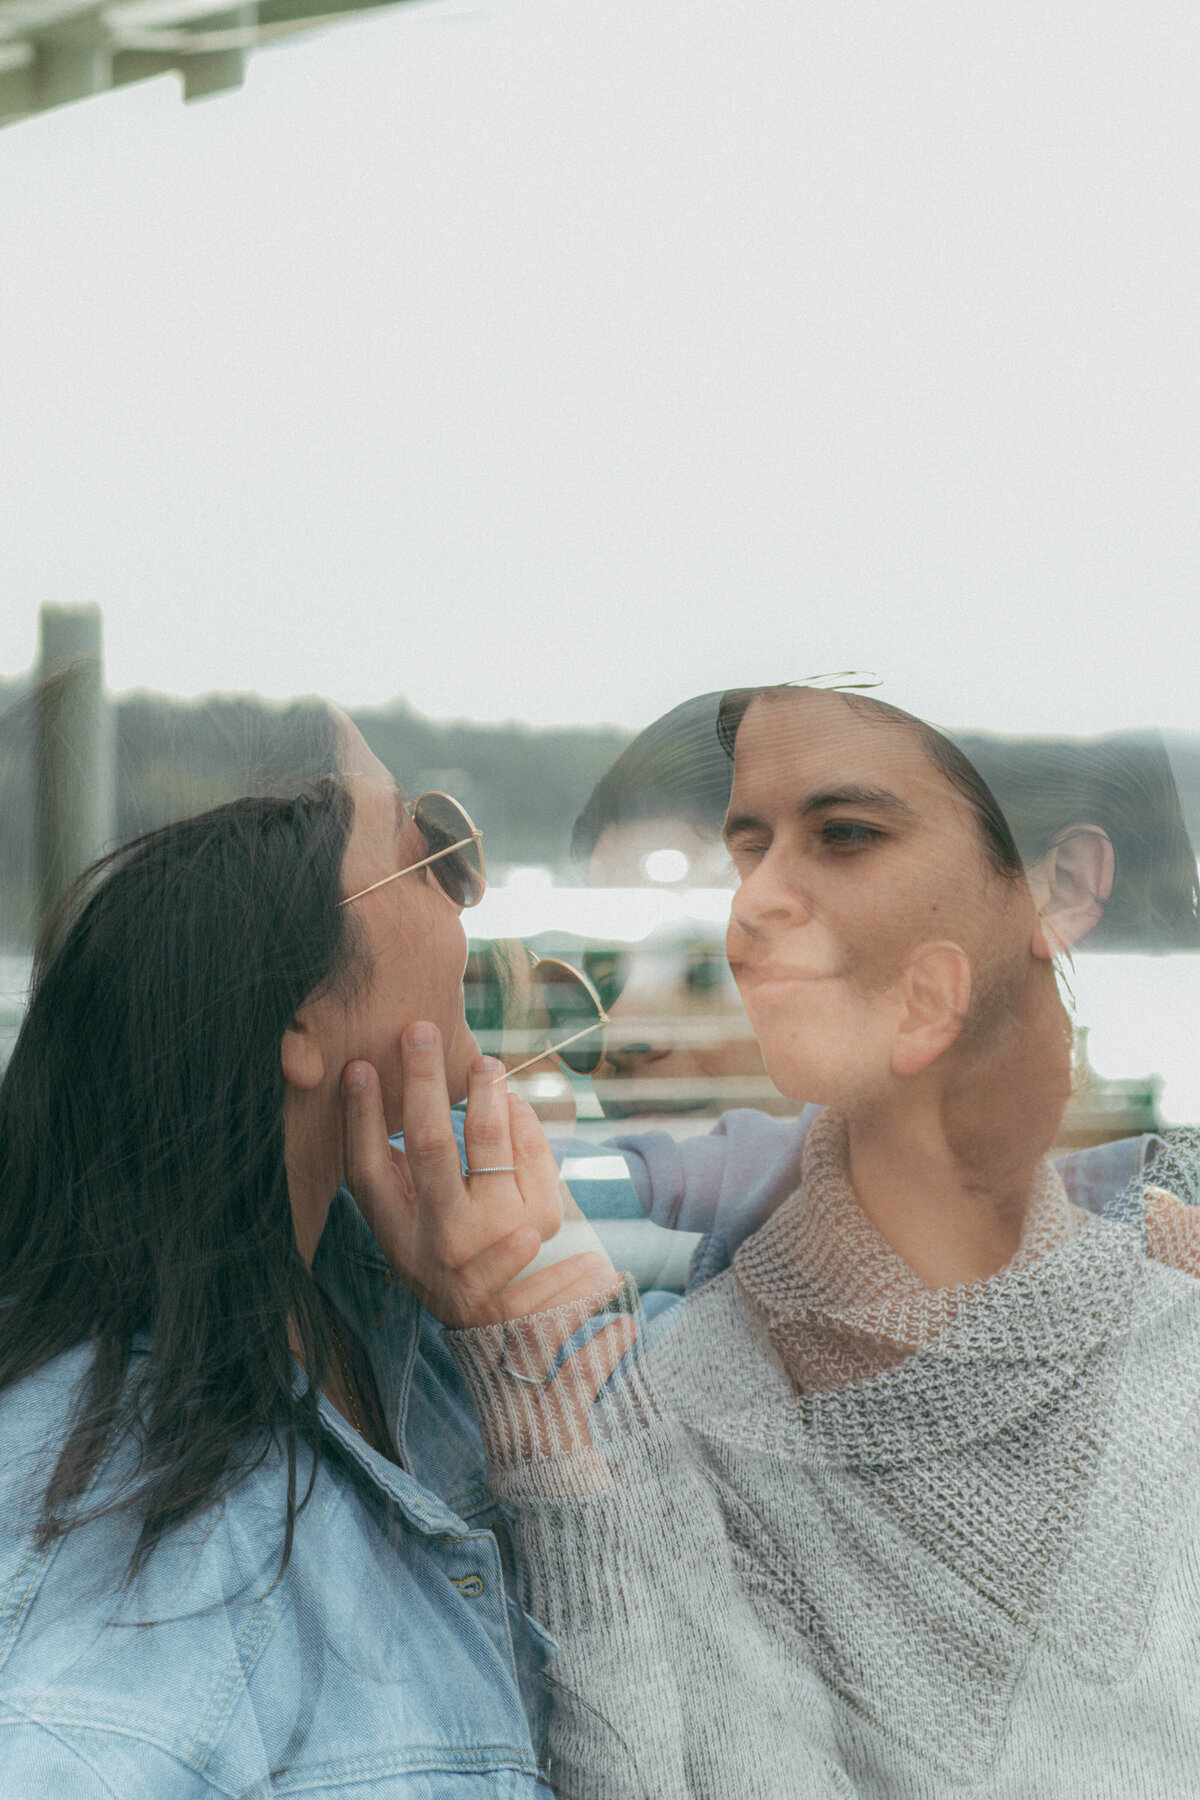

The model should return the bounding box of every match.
[463,1164,518,1177]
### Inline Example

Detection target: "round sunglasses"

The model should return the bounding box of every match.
[464,944,609,1078]
[581,940,730,1012]
[340,791,486,910]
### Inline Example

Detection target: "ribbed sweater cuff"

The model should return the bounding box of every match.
[444,1276,667,1499]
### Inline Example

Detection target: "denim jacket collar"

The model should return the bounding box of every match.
[309,1187,477,1536]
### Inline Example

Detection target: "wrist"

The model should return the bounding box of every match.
[444,1276,648,1495]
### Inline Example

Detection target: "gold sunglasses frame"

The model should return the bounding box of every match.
[342,804,606,1082]
[498,954,610,1083]
[340,792,487,909]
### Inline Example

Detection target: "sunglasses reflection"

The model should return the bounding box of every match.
[579,933,768,1120]
[463,942,608,1123]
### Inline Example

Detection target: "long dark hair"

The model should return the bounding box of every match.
[0,710,365,1577]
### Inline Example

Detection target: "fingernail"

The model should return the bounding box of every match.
[344,1063,367,1093]
[473,1055,503,1076]
[404,1022,436,1050]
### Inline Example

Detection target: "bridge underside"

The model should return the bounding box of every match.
[0,0,413,126]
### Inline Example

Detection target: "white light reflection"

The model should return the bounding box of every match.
[468,884,733,943]
[641,849,691,884]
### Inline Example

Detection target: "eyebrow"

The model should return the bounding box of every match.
[800,785,917,819]
[724,785,918,841]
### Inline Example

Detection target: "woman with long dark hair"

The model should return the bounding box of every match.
[0,704,602,1796]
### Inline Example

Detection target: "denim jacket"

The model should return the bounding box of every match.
[0,1190,552,1798]
[0,1120,1164,1795]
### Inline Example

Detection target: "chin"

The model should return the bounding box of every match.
[759,1051,825,1109]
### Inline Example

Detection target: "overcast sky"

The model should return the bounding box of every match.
[1,0,1198,735]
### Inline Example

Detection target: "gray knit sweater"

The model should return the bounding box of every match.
[450,1125,1200,1797]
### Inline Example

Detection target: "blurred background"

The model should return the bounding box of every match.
[3,0,1200,1278]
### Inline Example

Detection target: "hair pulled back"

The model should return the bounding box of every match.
[571,691,733,863]
[718,684,1200,950]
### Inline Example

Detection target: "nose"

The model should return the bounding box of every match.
[593,951,683,1069]
[728,851,811,943]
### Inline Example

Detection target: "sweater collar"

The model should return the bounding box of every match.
[732,1107,1088,1393]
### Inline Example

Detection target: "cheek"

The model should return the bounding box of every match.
[749,982,895,1104]
[443,918,470,999]
[362,892,471,1042]
[360,919,444,1030]
[411,896,468,991]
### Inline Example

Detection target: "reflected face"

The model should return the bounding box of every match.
[724,691,1030,1108]
[335,719,479,1122]
[586,815,765,1118]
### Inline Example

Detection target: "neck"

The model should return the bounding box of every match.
[283,1091,371,1439]
[845,1094,1032,1288]
[842,959,1071,1289]
[283,1085,344,1269]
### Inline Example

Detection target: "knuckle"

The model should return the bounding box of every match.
[405,1124,448,1159]
[467,1119,506,1154]
[441,1227,479,1271]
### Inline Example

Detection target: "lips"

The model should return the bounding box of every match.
[733,964,830,993]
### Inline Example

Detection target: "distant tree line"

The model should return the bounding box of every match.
[0,680,630,948]
[3,674,1199,952]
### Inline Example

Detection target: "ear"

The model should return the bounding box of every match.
[890,942,972,1079]
[281,1011,327,1093]
[1028,824,1115,959]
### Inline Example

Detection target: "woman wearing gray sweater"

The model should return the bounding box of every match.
[348,684,1200,1798]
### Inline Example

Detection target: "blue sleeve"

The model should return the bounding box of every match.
[619,1116,1164,1245]
[1056,1134,1163,1216]
[594,1106,820,1293]
[609,1108,817,1232]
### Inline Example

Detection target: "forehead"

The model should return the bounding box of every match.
[333,717,412,893]
[334,715,397,796]
[729,691,959,820]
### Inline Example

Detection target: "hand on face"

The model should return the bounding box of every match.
[341,1024,620,1330]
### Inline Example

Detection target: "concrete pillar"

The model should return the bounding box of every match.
[35,603,115,929]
